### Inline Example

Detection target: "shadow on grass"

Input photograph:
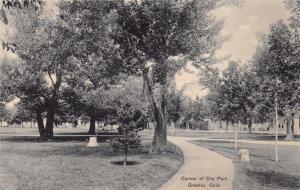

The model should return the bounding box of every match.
[0,137,149,159]
[111,161,141,166]
[0,144,147,160]
[246,168,300,189]
[253,135,299,141]
[0,136,182,161]
[56,132,119,136]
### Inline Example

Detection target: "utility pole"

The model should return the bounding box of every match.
[213,122,216,137]
[234,122,238,151]
[274,78,279,162]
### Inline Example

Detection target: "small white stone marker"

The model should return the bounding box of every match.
[238,149,249,162]
[87,136,99,147]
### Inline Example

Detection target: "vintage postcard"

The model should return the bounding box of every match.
[0,0,299,190]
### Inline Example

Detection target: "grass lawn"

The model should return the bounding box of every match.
[2,127,299,141]
[0,135,183,190]
[161,129,300,141]
[192,140,300,190]
[0,127,105,135]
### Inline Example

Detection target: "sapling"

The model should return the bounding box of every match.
[112,109,146,166]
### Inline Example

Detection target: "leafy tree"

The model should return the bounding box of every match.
[112,105,146,166]
[178,96,208,130]
[250,36,275,125]
[0,3,47,137]
[252,20,300,140]
[0,56,48,137]
[191,98,208,122]
[6,102,34,125]
[285,0,300,33]
[207,62,245,124]
[107,77,147,165]
[0,0,44,52]
[200,66,223,123]
[166,86,185,127]
[113,0,223,154]
[112,123,144,166]
[238,65,262,133]
[167,91,182,124]
[4,6,77,140]
[203,62,265,133]
[0,102,5,124]
[57,0,122,135]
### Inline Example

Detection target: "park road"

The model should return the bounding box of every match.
[159,137,234,190]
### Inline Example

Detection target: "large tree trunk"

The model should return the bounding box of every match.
[44,71,61,141]
[45,108,55,141]
[149,93,167,154]
[143,69,167,154]
[88,114,96,135]
[150,112,167,154]
[285,118,294,141]
[36,110,46,140]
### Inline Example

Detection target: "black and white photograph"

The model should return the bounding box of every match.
[0,0,299,189]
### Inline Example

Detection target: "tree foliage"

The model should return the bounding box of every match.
[57,0,124,134]
[113,0,223,154]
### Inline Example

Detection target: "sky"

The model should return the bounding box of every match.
[176,0,291,99]
[214,0,290,66]
[0,0,292,102]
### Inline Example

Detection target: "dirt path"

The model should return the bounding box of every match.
[159,137,234,190]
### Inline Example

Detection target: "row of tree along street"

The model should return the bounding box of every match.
[201,0,300,140]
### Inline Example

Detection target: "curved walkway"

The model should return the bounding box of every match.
[159,137,234,190]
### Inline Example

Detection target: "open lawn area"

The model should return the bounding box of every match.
[0,127,101,135]
[0,135,183,190]
[162,129,300,141]
[192,140,300,190]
